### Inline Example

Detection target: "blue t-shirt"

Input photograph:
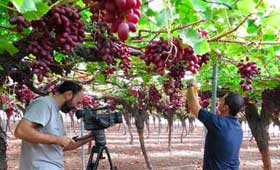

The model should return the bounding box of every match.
[198,109,243,170]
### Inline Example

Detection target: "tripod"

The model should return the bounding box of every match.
[86,143,117,170]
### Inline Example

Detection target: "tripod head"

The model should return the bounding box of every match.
[92,129,106,146]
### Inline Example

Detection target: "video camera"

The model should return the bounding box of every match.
[76,106,122,131]
[75,106,123,146]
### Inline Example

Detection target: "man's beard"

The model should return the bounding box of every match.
[61,100,75,113]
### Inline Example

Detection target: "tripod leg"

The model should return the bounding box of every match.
[86,146,96,170]
[92,146,104,170]
[103,146,116,170]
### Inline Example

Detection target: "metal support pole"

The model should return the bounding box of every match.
[211,61,218,114]
[202,61,218,149]
[80,120,85,170]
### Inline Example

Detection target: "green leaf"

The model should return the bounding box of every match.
[193,39,210,55]
[178,29,210,55]
[54,54,64,62]
[156,8,170,26]
[11,0,36,13]
[96,74,105,83]
[146,8,157,16]
[190,0,208,11]
[0,38,19,55]
[11,0,49,20]
[247,19,258,33]
[262,11,280,29]
[2,103,8,110]
[22,2,49,20]
[237,0,255,15]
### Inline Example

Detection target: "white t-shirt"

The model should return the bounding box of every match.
[19,96,65,170]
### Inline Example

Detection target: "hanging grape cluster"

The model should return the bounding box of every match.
[237,60,260,91]
[91,24,131,74]
[16,85,37,103]
[7,4,85,83]
[83,0,142,41]
[30,61,51,82]
[0,94,17,119]
[9,16,30,32]
[47,85,57,95]
[49,4,85,52]
[82,95,100,108]
[148,85,162,104]
[141,37,209,76]
[128,86,139,97]
[169,92,183,109]
[199,91,211,108]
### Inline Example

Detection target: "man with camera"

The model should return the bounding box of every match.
[15,80,94,170]
[186,79,244,170]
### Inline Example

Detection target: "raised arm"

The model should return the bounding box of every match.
[186,80,201,118]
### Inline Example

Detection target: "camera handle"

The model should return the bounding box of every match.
[87,145,117,170]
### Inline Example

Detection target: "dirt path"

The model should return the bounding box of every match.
[6,122,280,170]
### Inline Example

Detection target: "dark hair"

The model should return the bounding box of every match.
[57,80,82,95]
[224,92,244,116]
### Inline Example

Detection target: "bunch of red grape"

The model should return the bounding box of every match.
[137,89,148,108]
[11,4,84,84]
[47,85,57,95]
[183,47,202,74]
[128,86,138,97]
[140,38,184,75]
[104,67,116,76]
[0,94,10,105]
[16,85,37,103]
[168,65,187,80]
[199,91,211,108]
[148,85,162,104]
[141,37,209,76]
[105,98,117,109]
[199,53,210,66]
[163,80,175,95]
[9,66,33,85]
[10,4,84,53]
[0,94,17,119]
[30,61,51,82]
[82,95,100,108]
[49,4,85,52]
[82,95,93,107]
[91,24,131,73]
[160,103,171,112]
[237,61,260,91]
[84,0,142,41]
[197,28,208,38]
[169,92,183,109]
[9,15,30,32]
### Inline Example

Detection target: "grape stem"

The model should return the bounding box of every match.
[202,0,233,10]
[0,2,17,11]
[209,39,280,46]
[135,19,206,39]
[0,25,15,31]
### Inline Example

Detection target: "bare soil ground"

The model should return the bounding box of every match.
[6,121,280,170]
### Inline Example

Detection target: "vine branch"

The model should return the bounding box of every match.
[202,0,233,10]
[208,0,263,41]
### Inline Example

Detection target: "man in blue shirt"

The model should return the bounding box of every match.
[186,80,244,170]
